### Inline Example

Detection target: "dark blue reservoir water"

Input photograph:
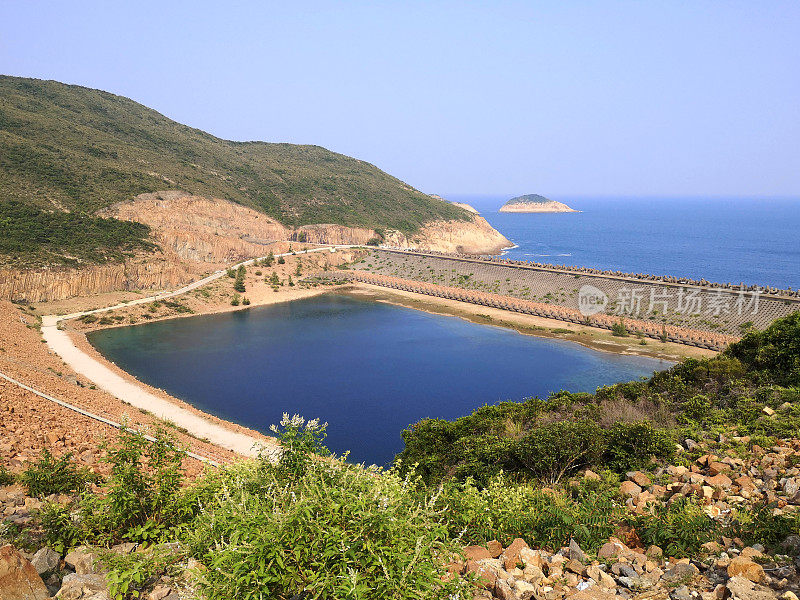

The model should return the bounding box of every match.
[451,196,800,290]
[89,294,670,466]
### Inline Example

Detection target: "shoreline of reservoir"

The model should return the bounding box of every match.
[22,248,714,464]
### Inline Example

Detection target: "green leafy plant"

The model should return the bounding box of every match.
[268,414,330,479]
[0,465,15,486]
[19,448,96,497]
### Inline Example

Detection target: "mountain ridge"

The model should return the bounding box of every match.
[0,75,471,228]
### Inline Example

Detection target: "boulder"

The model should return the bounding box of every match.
[464,546,493,562]
[55,573,110,600]
[671,585,693,600]
[570,588,619,600]
[0,544,50,600]
[465,560,497,589]
[569,538,587,563]
[728,556,765,583]
[628,471,652,488]
[30,546,61,577]
[661,562,699,585]
[486,540,503,559]
[502,538,529,571]
[64,547,104,576]
[597,539,629,560]
[726,576,777,600]
[494,579,518,600]
[619,481,642,498]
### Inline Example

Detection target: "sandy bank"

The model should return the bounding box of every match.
[342,284,715,362]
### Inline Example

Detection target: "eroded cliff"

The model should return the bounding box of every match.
[0,191,510,302]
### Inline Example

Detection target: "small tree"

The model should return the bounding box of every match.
[264,251,275,267]
[295,259,302,276]
[269,271,281,287]
[277,255,285,265]
[234,265,246,293]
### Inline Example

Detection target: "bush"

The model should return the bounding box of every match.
[268,414,330,479]
[726,311,800,386]
[437,474,622,552]
[233,265,246,293]
[0,465,14,486]
[19,449,95,497]
[604,421,674,471]
[511,420,606,483]
[41,428,199,548]
[611,320,628,337]
[628,497,717,557]
[187,461,473,600]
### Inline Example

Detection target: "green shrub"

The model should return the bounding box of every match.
[19,449,95,497]
[726,311,800,386]
[41,428,198,548]
[437,474,622,552]
[268,414,330,479]
[0,465,14,486]
[611,320,628,337]
[187,460,473,600]
[604,421,674,471]
[234,265,246,293]
[627,497,717,557]
[511,420,606,483]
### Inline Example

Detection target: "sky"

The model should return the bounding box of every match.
[1,1,799,198]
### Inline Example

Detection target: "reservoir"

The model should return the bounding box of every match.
[88,294,672,465]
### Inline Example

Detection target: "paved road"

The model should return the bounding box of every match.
[40,245,357,458]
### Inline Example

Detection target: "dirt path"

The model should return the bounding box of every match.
[40,245,354,458]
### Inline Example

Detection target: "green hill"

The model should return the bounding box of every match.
[0,75,469,265]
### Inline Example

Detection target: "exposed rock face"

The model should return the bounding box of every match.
[451,202,480,214]
[499,194,578,213]
[0,191,510,302]
[0,258,196,303]
[102,192,291,264]
[399,216,510,255]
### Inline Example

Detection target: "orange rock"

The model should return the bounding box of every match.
[464,545,493,562]
[0,544,50,600]
[465,559,497,589]
[502,538,529,571]
[727,556,765,583]
[486,540,503,558]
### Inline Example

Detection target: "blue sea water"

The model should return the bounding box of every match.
[450,196,800,290]
[89,294,670,466]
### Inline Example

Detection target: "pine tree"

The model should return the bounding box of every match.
[234,265,246,293]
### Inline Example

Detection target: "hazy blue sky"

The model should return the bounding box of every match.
[2,1,798,198]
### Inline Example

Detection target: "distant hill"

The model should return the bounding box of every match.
[0,76,472,265]
[499,194,577,213]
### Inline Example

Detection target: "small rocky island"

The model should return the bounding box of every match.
[499,194,578,213]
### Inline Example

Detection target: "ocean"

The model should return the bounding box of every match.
[450,196,800,290]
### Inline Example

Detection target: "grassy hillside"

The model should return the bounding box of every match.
[0,75,469,265]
